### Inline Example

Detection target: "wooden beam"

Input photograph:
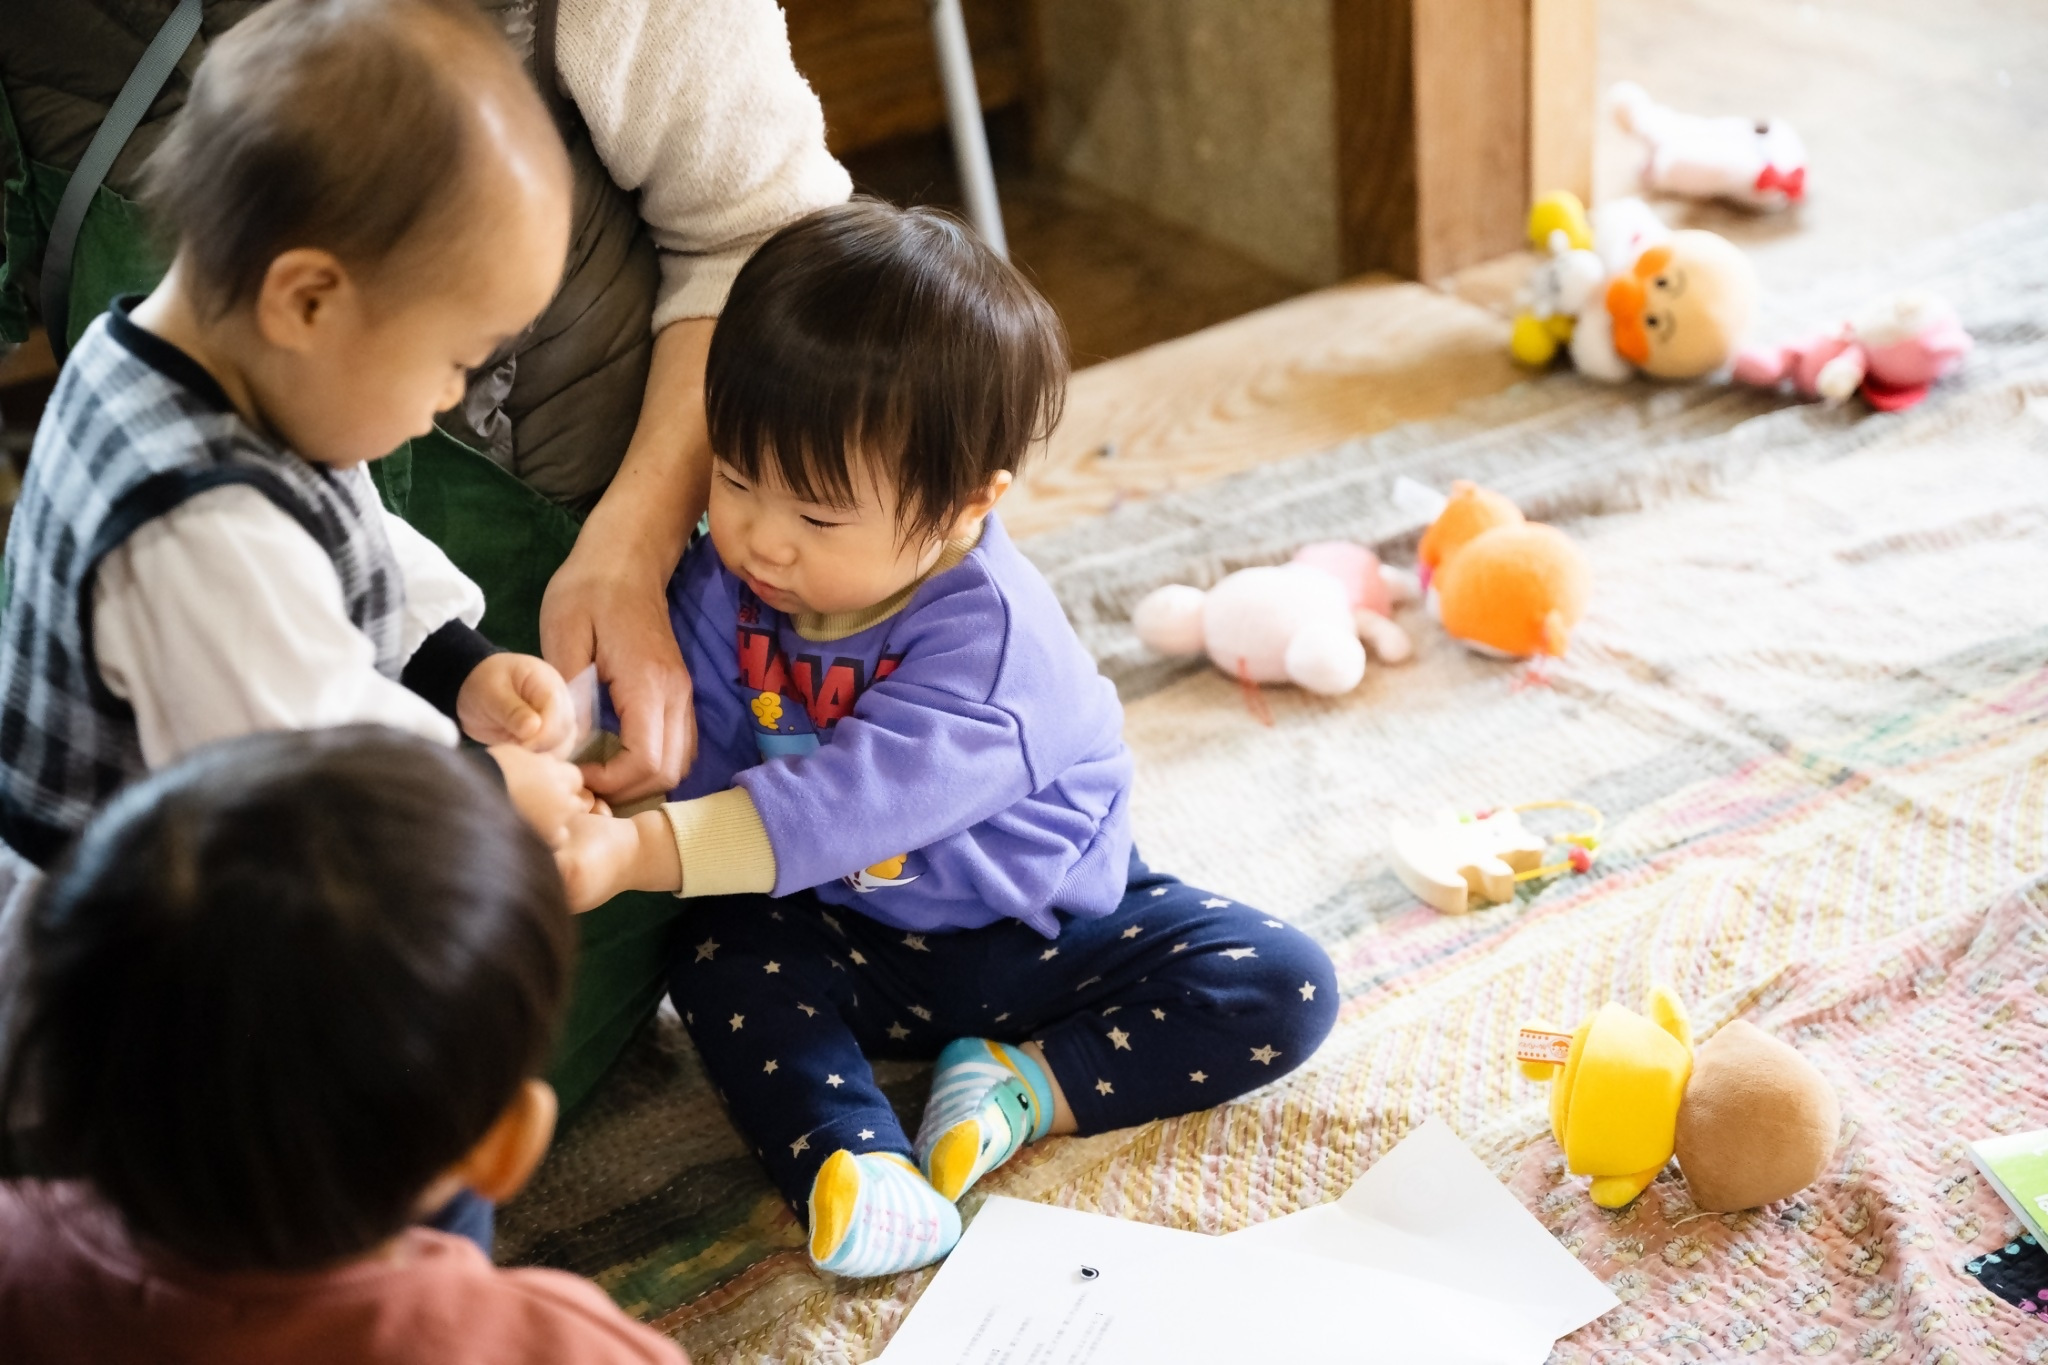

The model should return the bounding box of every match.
[1336,0,1589,282]
[1332,0,1420,281]
[1529,0,1599,206]
[1413,0,1531,280]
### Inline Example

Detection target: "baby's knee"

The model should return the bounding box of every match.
[1248,933,1339,1058]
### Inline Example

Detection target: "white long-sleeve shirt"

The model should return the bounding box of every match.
[91,485,484,768]
[556,0,852,329]
[89,1,848,766]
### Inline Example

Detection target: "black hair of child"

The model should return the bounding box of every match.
[139,0,539,318]
[0,726,572,1272]
[705,197,1069,545]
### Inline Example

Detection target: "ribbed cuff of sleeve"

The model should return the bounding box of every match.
[400,619,502,720]
[663,788,778,898]
[651,249,750,330]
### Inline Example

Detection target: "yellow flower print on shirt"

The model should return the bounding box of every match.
[844,853,920,893]
[751,691,783,726]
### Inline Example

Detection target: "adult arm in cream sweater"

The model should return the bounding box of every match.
[542,0,852,803]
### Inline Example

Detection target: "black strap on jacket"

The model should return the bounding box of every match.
[40,0,203,363]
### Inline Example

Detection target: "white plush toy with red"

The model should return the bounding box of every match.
[1134,543,1417,695]
[1610,81,1807,211]
[1733,291,1972,411]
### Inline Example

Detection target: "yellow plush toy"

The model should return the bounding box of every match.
[1509,191,1603,368]
[1517,987,1841,1211]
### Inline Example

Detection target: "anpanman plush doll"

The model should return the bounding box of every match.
[1512,191,1757,383]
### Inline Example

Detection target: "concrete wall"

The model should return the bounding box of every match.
[1034,0,1340,286]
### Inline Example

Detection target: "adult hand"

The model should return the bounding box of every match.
[540,318,715,803]
[541,561,695,800]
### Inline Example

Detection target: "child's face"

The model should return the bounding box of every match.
[248,164,569,468]
[708,455,1007,618]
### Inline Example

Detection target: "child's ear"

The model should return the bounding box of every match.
[253,247,350,353]
[951,470,1013,536]
[445,1078,559,1206]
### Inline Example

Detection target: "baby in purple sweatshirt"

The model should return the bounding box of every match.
[563,200,1335,1277]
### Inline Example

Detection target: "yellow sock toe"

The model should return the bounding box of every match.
[808,1149,861,1263]
[926,1119,983,1201]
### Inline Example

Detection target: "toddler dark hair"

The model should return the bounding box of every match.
[705,198,1068,544]
[141,0,547,316]
[0,727,571,1271]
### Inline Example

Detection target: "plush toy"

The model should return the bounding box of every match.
[1516,987,1841,1211]
[1512,191,1757,383]
[1133,542,1416,696]
[1416,481,1589,659]
[1509,192,1606,370]
[1733,290,1972,412]
[1610,81,1808,211]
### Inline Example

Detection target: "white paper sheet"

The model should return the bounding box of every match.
[875,1119,1615,1365]
[877,1197,1556,1365]
[1229,1117,1617,1343]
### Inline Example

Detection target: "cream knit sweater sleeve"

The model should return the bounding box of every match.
[555,0,854,330]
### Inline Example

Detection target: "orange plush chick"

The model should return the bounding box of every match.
[1423,483,1589,658]
[1416,480,1521,592]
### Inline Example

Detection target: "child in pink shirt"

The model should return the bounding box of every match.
[0,727,684,1365]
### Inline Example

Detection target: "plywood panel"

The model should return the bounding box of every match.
[1033,0,1341,285]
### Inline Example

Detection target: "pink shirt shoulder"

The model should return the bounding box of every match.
[0,1183,687,1365]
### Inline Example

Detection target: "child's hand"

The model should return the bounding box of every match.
[489,744,597,851]
[555,810,682,912]
[461,653,576,754]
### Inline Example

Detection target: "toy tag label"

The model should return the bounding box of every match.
[1515,1028,1574,1065]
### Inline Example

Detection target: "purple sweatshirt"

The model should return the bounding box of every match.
[666,514,1133,936]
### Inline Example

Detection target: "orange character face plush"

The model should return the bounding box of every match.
[1604,230,1757,380]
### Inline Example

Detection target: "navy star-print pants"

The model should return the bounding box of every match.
[668,851,1338,1214]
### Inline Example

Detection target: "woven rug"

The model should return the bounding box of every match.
[498,205,2048,1363]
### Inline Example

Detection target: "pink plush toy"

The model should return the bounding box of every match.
[1734,291,1971,412]
[1133,543,1417,696]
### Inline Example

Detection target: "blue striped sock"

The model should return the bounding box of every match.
[914,1037,1056,1201]
[807,1150,961,1277]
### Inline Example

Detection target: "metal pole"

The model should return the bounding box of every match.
[928,0,1009,259]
